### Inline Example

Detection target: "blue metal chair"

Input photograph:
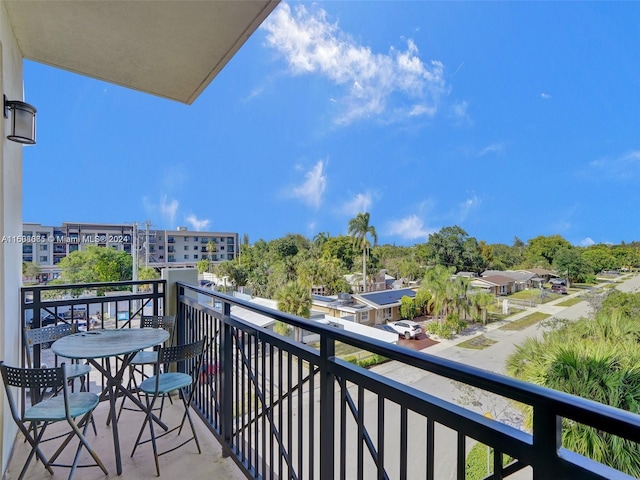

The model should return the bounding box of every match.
[130,337,207,476]
[117,315,176,420]
[0,361,108,480]
[24,323,92,393]
[24,323,96,436]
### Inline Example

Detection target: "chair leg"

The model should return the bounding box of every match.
[131,393,162,476]
[177,390,201,454]
[48,411,108,478]
[16,421,54,480]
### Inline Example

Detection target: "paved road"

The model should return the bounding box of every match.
[362,273,640,479]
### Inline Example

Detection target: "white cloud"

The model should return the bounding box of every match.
[159,196,179,226]
[290,160,327,208]
[341,192,372,216]
[458,193,481,221]
[185,215,210,231]
[386,214,435,241]
[144,195,180,228]
[581,237,595,247]
[478,143,505,156]
[541,92,551,100]
[450,100,471,125]
[242,86,265,102]
[588,150,640,181]
[263,3,448,125]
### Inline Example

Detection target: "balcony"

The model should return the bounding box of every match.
[13,280,640,480]
[4,393,245,480]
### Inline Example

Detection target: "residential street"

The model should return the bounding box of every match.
[362,273,640,479]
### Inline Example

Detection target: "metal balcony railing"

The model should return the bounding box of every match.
[21,280,165,386]
[177,282,640,480]
[17,280,640,479]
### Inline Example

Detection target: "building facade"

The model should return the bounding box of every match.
[22,222,239,281]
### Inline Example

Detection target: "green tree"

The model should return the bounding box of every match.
[276,281,312,319]
[399,296,418,320]
[137,266,159,281]
[205,241,217,272]
[553,247,593,284]
[423,226,484,272]
[451,275,472,320]
[276,281,312,342]
[421,265,456,323]
[600,290,640,319]
[312,231,331,254]
[56,245,132,284]
[321,235,358,272]
[525,235,571,268]
[196,259,210,274]
[506,309,640,476]
[581,244,618,274]
[348,212,378,293]
[470,292,494,325]
[22,261,40,279]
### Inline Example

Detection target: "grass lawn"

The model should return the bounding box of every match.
[309,341,363,357]
[499,312,551,331]
[508,289,541,300]
[555,297,583,307]
[457,335,497,350]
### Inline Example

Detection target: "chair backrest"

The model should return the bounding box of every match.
[140,315,175,330]
[0,361,66,419]
[158,337,207,380]
[24,323,78,368]
[141,315,176,346]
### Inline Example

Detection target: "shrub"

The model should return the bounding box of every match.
[465,442,514,480]
[274,321,292,337]
[426,321,454,339]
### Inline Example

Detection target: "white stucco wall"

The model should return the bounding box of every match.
[1,1,26,473]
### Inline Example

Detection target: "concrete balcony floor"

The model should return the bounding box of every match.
[4,397,245,480]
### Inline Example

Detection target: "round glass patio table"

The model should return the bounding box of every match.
[52,328,169,475]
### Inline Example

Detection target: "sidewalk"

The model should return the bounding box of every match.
[421,276,631,355]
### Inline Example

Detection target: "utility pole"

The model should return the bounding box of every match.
[132,222,138,295]
[145,221,150,267]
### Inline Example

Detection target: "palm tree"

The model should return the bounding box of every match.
[348,213,378,293]
[421,265,455,324]
[312,231,330,251]
[451,275,472,321]
[505,312,640,476]
[206,240,217,273]
[276,281,312,342]
[471,291,495,325]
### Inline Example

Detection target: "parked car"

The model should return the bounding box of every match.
[551,285,567,294]
[389,320,423,339]
[62,307,87,320]
[27,313,57,329]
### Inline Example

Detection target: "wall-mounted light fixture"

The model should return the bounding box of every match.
[4,95,37,145]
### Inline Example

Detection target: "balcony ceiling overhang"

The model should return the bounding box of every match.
[5,0,279,104]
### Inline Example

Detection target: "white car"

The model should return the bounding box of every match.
[389,320,423,339]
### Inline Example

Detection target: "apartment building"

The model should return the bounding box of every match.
[21,222,238,281]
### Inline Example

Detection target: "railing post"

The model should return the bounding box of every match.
[31,288,42,369]
[220,300,233,457]
[320,333,336,480]
[532,405,561,480]
[153,281,160,316]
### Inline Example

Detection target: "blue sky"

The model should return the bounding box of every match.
[22,2,640,247]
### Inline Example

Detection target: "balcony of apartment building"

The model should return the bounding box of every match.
[8,273,640,480]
